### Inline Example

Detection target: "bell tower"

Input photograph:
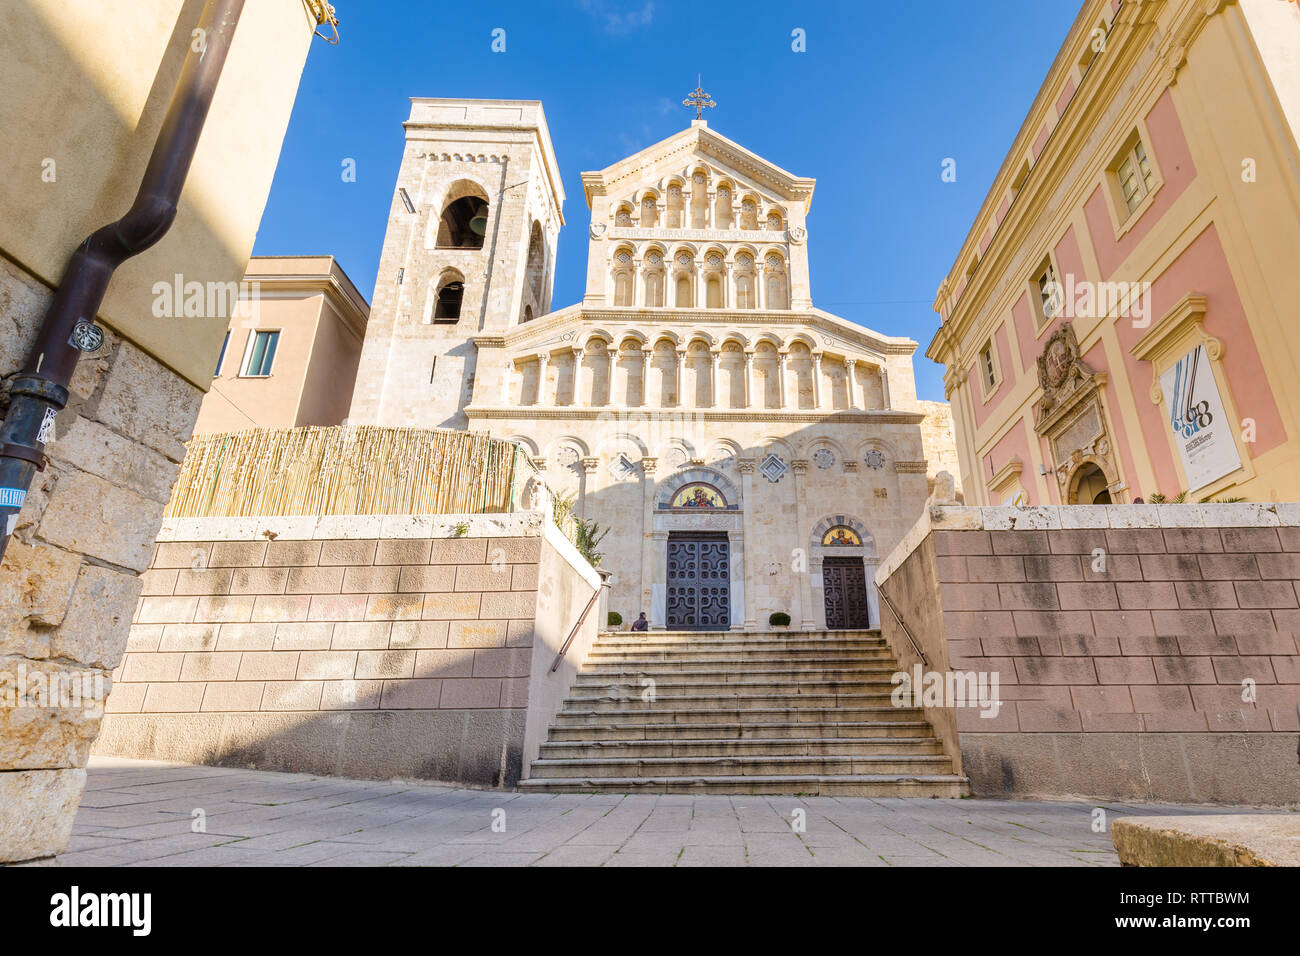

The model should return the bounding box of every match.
[348,98,565,429]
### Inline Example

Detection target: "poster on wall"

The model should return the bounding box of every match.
[1159,343,1241,492]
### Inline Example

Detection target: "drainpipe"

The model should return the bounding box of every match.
[0,0,246,564]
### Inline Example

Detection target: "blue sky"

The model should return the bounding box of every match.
[253,0,1082,401]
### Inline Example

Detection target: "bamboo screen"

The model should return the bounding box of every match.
[165,426,544,520]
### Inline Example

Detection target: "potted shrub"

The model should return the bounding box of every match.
[607,611,623,629]
[769,611,791,629]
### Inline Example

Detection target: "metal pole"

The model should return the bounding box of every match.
[0,0,246,564]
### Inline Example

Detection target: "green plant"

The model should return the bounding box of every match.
[1147,491,1246,504]
[574,515,609,567]
[451,521,470,538]
[607,611,623,627]
[769,611,791,627]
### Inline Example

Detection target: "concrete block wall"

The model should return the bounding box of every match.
[94,512,602,789]
[876,502,1300,804]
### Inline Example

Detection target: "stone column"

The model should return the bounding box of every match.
[845,358,858,410]
[811,353,823,410]
[571,347,585,406]
[536,352,550,405]
[650,529,669,629]
[777,351,788,408]
[756,263,767,310]
[738,459,758,630]
[705,190,715,229]
[709,350,721,408]
[675,348,687,407]
[743,351,755,409]
[639,457,658,625]
[791,459,817,630]
[640,348,652,407]
[500,360,514,404]
[881,369,891,409]
[633,258,644,307]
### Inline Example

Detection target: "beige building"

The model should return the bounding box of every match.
[194,255,369,433]
[349,98,958,632]
[0,0,327,864]
[929,0,1300,507]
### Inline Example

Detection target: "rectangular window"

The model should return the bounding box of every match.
[1115,136,1156,216]
[215,331,230,377]
[243,330,279,377]
[980,341,997,391]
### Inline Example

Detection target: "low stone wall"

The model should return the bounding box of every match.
[876,502,1300,804]
[94,512,602,788]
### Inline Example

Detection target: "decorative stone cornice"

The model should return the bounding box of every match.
[464,406,927,425]
[1130,292,1220,405]
[894,460,929,474]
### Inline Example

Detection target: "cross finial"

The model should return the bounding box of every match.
[683,74,715,121]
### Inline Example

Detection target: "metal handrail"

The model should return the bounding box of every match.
[876,580,928,667]
[550,569,612,673]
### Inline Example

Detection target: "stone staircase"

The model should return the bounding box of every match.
[518,629,969,797]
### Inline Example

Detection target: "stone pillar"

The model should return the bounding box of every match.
[650,529,669,629]
[756,263,767,310]
[811,353,823,410]
[705,190,715,229]
[845,358,858,410]
[739,459,758,630]
[639,457,658,625]
[640,348,652,407]
[790,459,817,630]
[501,360,514,404]
[536,352,550,405]
[633,258,644,307]
[709,350,721,408]
[777,351,788,408]
[881,369,892,409]
[572,347,586,406]
[743,351,755,409]
[675,349,687,407]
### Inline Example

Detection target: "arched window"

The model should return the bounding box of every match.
[522,305,534,323]
[436,184,489,249]
[766,211,784,232]
[705,276,722,309]
[641,195,659,228]
[434,280,464,322]
[612,249,634,306]
[764,254,788,309]
[643,251,665,307]
[714,185,733,229]
[525,222,545,303]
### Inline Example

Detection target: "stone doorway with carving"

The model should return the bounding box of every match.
[1069,462,1113,504]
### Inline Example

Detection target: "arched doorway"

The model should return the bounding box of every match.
[808,515,878,630]
[1070,462,1112,504]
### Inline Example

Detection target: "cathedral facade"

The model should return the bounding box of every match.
[349,97,956,631]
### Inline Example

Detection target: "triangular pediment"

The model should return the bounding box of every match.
[581,122,815,212]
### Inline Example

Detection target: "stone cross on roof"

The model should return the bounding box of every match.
[682,75,715,121]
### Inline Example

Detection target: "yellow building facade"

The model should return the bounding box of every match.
[929,0,1300,506]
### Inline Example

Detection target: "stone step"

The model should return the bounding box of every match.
[517,773,971,797]
[598,629,880,643]
[528,753,956,779]
[563,692,899,713]
[540,736,946,759]
[567,679,901,698]
[554,705,924,724]
[595,635,884,651]
[545,720,936,741]
[580,662,901,680]
[588,647,893,664]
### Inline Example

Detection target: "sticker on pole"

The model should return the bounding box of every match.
[0,487,27,509]
[70,320,104,353]
[36,407,57,445]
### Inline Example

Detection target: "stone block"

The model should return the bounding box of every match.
[230,567,290,594]
[438,678,501,709]
[319,539,378,566]
[194,595,256,623]
[1095,656,1157,684]
[448,620,508,648]
[158,623,219,652]
[1210,656,1275,684]
[272,622,334,651]
[398,564,457,593]
[208,541,269,568]
[139,569,177,595]
[37,469,160,572]
[121,653,184,683]
[1232,581,1297,609]
[331,622,392,649]
[201,681,266,712]
[1013,657,1098,685]
[479,590,537,618]
[413,649,475,678]
[320,680,383,710]
[173,568,233,595]
[264,540,322,567]
[422,592,481,619]
[141,682,206,713]
[179,652,241,682]
[429,538,488,564]
[355,650,415,680]
[374,539,433,565]
[49,563,141,668]
[1091,611,1153,638]
[296,651,358,680]
[1152,655,1215,684]
[389,620,451,649]
[0,768,85,863]
[286,566,345,594]
[261,680,323,711]
[341,566,400,594]
[95,341,201,462]
[251,594,311,621]
[1055,582,1117,610]
[307,593,368,622]
[214,622,277,651]
[125,626,162,653]
[364,593,424,621]
[932,531,991,556]
[376,678,442,709]
[487,537,539,563]
[237,652,300,682]
[964,555,1025,583]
